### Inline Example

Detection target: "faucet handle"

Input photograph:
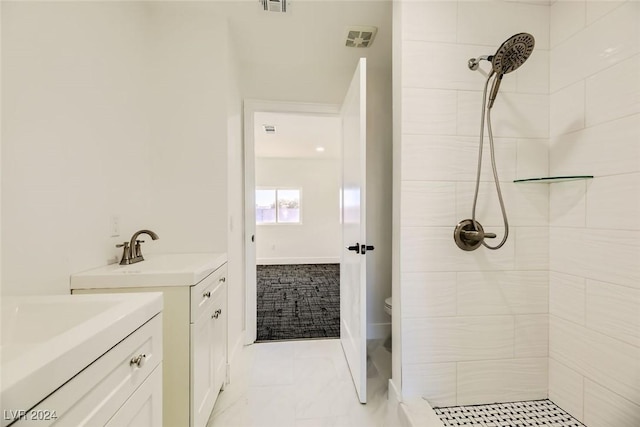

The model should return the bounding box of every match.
[134,240,146,257]
[116,242,131,265]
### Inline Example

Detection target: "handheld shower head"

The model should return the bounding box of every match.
[491,32,535,75]
[488,32,535,107]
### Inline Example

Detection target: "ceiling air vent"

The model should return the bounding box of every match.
[345,26,378,48]
[261,0,287,13]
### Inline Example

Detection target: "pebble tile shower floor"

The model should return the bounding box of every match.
[256,264,339,341]
[434,399,585,427]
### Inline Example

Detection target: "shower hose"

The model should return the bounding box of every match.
[471,71,509,250]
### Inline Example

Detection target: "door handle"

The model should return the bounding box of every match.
[360,244,375,254]
[347,243,360,252]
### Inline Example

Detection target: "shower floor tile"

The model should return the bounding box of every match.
[434,399,585,427]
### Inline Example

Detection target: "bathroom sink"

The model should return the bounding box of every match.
[0,293,162,418]
[70,252,227,288]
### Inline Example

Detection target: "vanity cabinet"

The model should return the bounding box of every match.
[71,255,228,427]
[15,313,163,427]
[191,279,227,427]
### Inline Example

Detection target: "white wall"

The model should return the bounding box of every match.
[226,28,245,365]
[395,0,550,406]
[365,65,393,338]
[548,2,640,426]
[2,2,233,296]
[255,157,341,264]
[146,3,229,256]
[1,2,154,295]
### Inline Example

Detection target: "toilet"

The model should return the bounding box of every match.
[383,297,392,351]
[384,297,392,316]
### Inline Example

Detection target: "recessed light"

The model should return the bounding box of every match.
[315,147,325,152]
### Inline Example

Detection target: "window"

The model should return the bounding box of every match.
[256,189,301,224]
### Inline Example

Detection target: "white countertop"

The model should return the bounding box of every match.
[0,292,162,424]
[70,252,227,289]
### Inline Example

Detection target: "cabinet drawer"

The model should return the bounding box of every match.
[18,314,163,426]
[190,263,227,324]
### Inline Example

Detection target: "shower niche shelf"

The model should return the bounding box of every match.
[514,175,593,183]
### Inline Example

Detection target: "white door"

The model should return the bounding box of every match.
[340,58,368,404]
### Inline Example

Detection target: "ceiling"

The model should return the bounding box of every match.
[227,0,392,103]
[228,1,391,158]
[254,112,342,159]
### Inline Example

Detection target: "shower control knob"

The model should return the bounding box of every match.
[454,219,497,251]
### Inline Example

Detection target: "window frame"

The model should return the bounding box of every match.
[255,187,303,225]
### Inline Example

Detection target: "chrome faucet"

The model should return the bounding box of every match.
[116,229,159,265]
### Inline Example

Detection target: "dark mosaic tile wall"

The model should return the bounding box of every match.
[257,264,340,341]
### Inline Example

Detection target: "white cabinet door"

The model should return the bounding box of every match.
[190,306,216,427]
[190,280,228,427]
[210,282,227,394]
[105,365,163,427]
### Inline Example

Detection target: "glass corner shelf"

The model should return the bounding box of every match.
[514,175,594,183]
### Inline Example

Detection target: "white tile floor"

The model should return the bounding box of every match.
[206,339,394,427]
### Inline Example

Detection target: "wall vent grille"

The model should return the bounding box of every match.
[261,0,287,13]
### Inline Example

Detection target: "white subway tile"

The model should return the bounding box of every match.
[401,135,475,182]
[584,379,640,427]
[510,183,550,226]
[401,272,457,318]
[549,271,586,325]
[516,138,549,180]
[457,1,549,49]
[401,181,456,227]
[402,88,457,135]
[586,54,640,127]
[550,227,640,289]
[456,181,510,229]
[586,279,640,347]
[403,41,513,92]
[550,1,640,91]
[457,358,548,405]
[549,115,640,177]
[550,81,585,137]
[550,0,585,48]
[401,1,457,43]
[402,362,456,407]
[457,271,548,316]
[586,1,627,26]
[549,316,640,405]
[549,180,587,228]
[458,91,549,139]
[402,316,515,364]
[456,182,548,228]
[586,173,640,230]
[514,227,549,270]
[516,49,550,95]
[549,358,585,422]
[400,226,515,273]
[515,314,549,357]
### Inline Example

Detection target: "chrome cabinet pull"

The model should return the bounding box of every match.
[211,309,222,319]
[203,291,211,299]
[219,277,226,283]
[130,354,146,368]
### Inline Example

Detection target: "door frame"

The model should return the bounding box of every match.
[243,100,341,344]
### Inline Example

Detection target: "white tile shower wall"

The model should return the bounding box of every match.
[548,1,640,423]
[399,0,550,405]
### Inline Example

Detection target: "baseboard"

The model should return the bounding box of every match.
[368,321,391,340]
[387,378,409,427]
[257,257,340,265]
